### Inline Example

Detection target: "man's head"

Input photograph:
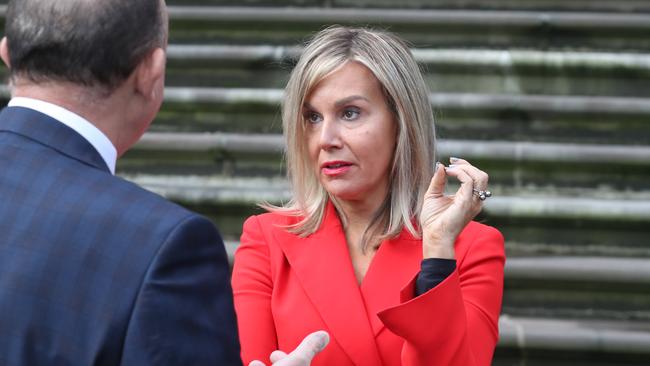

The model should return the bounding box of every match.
[0,0,169,155]
[2,0,166,92]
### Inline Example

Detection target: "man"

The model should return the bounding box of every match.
[0,0,331,364]
[0,0,242,364]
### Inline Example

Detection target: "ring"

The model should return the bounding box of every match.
[473,189,492,201]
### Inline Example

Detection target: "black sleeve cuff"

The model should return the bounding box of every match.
[415,258,457,296]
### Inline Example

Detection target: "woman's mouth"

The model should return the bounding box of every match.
[321,161,353,176]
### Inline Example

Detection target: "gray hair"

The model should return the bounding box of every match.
[4,0,167,93]
[269,26,436,248]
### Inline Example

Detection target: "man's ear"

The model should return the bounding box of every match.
[1,37,11,68]
[133,47,166,100]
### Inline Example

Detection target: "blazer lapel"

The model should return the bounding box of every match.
[276,202,383,366]
[360,231,422,336]
[0,106,110,173]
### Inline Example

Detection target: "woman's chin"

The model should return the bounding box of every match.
[325,189,367,203]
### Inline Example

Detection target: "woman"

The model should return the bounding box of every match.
[232,26,505,366]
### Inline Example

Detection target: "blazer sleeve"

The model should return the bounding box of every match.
[120,214,242,366]
[377,224,505,366]
[231,215,278,365]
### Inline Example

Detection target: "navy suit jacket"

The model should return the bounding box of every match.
[0,106,242,365]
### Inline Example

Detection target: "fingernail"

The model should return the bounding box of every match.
[319,333,330,349]
[315,331,330,350]
[434,162,441,173]
[449,157,460,163]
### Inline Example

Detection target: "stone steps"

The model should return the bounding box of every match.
[4,1,650,13]
[118,131,650,197]
[5,86,649,144]
[155,87,650,145]
[161,87,650,114]
[160,6,650,50]
[126,174,650,215]
[134,131,650,164]
[121,174,650,258]
[164,0,650,13]
[503,257,650,321]
[495,316,650,365]
[166,45,650,97]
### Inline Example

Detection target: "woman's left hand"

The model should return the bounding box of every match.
[419,157,489,259]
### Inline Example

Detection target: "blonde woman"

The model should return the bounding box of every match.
[232,26,505,366]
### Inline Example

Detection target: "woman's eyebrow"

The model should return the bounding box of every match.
[335,95,369,108]
[303,95,369,111]
[302,102,316,111]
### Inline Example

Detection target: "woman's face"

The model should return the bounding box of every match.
[304,61,397,207]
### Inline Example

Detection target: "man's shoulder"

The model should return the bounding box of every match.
[72,174,218,265]
[100,173,199,226]
[109,174,188,210]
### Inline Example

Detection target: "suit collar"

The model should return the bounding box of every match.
[0,106,111,173]
[275,202,383,365]
[360,231,421,336]
[8,98,117,174]
[276,202,422,365]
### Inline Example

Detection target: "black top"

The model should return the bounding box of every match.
[415,258,457,296]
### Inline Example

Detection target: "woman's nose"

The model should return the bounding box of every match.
[318,118,343,150]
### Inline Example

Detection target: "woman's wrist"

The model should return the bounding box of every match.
[422,231,456,259]
[423,244,455,259]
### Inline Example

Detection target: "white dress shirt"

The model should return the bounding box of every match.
[8,97,117,175]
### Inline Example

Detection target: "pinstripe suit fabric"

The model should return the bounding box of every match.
[0,107,241,365]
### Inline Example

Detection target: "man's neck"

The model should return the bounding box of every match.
[10,81,133,156]
[8,96,119,174]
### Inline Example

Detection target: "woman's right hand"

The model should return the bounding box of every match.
[248,331,329,366]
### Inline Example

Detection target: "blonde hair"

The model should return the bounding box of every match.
[267,26,436,248]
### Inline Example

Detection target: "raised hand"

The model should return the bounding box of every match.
[419,157,489,259]
[248,331,330,366]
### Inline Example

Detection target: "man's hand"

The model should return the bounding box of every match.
[248,331,330,366]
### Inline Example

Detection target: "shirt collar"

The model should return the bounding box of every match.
[8,97,117,175]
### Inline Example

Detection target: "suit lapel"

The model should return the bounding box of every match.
[360,231,422,336]
[276,202,383,366]
[0,106,110,173]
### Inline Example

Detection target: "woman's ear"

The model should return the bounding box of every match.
[1,37,11,68]
[133,47,166,100]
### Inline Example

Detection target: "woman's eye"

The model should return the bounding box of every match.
[306,112,322,124]
[342,108,360,120]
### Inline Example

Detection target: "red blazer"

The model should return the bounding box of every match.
[232,202,505,366]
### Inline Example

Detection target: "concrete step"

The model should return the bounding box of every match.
[325,0,650,13]
[495,316,650,365]
[6,44,649,98]
[4,87,649,144]
[133,131,650,164]
[166,45,650,97]
[154,87,650,145]
[125,174,650,216]
[121,174,650,257]
[159,87,650,115]
[503,257,650,321]
[223,234,650,320]
[163,0,650,13]
[119,132,650,194]
[4,1,650,13]
[160,6,650,50]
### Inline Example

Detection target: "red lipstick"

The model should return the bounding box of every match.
[321,161,353,177]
